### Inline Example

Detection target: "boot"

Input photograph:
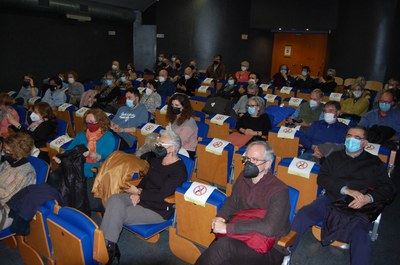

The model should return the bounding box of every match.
[106,242,121,265]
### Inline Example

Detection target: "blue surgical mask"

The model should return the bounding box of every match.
[126,99,135,108]
[120,76,126,82]
[345,137,362,153]
[247,106,257,115]
[105,79,113,86]
[301,70,308,77]
[227,79,234,85]
[379,102,391,112]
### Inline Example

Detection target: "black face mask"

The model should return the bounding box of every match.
[49,85,57,91]
[171,107,181,115]
[161,62,167,67]
[213,61,219,65]
[325,75,333,81]
[153,146,167,158]
[22,80,30,88]
[175,63,181,68]
[243,161,260,178]
[247,93,254,98]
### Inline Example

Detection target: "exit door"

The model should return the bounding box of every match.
[270,33,328,78]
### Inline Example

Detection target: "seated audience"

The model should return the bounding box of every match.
[111,88,148,149]
[341,83,370,118]
[359,89,400,139]
[236,96,271,142]
[42,77,67,107]
[189,60,200,79]
[107,60,121,79]
[300,101,348,159]
[16,74,39,103]
[58,72,69,88]
[170,58,184,83]
[384,77,399,90]
[0,133,36,230]
[294,66,314,89]
[0,93,19,137]
[126,63,137,80]
[290,126,395,265]
[100,128,187,263]
[176,67,198,96]
[67,71,85,105]
[374,77,400,109]
[314,68,337,94]
[218,74,239,99]
[140,79,162,114]
[157,58,173,75]
[288,89,324,129]
[93,72,120,113]
[116,71,133,90]
[195,141,290,265]
[235,61,250,83]
[166,93,198,159]
[7,102,57,163]
[272,64,294,88]
[153,52,166,72]
[206,54,226,80]
[157,69,176,99]
[233,84,259,116]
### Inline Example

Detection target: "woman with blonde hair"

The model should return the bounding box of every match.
[0,93,18,137]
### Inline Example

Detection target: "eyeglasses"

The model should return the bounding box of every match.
[345,134,364,140]
[155,142,173,148]
[85,121,98,125]
[242,156,266,165]
[247,104,257,108]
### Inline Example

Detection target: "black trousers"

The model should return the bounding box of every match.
[195,237,284,265]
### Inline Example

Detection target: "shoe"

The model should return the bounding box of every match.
[106,242,121,264]
[281,254,291,265]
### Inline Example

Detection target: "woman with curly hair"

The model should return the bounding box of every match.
[166,93,198,159]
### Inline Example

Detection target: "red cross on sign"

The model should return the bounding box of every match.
[283,128,293,133]
[193,185,207,196]
[145,125,154,131]
[55,138,65,145]
[296,161,308,169]
[213,141,223,148]
[216,115,224,120]
[366,144,375,150]
[293,98,299,102]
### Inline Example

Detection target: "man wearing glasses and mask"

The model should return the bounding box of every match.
[196,141,291,265]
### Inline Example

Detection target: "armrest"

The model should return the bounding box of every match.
[40,147,49,152]
[164,195,175,204]
[277,230,297,248]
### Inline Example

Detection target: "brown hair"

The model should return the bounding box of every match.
[0,93,16,106]
[166,93,194,126]
[33,102,56,121]
[67,70,79,80]
[83,108,111,132]
[4,132,34,160]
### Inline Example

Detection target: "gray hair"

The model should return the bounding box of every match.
[161,126,182,154]
[246,141,275,165]
[248,96,265,116]
[311,88,324,99]
[327,68,336,77]
[247,84,259,94]
[136,134,158,158]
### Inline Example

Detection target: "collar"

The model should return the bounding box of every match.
[9,157,29,168]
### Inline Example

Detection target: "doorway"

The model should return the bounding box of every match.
[271,33,328,78]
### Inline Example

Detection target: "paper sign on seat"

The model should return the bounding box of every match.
[337,117,351,125]
[140,123,160,135]
[260,84,271,91]
[264,94,277,103]
[203,78,214,84]
[277,126,297,139]
[184,181,216,207]
[329,93,343,101]
[210,114,230,126]
[198,86,209,93]
[280,86,293,94]
[160,105,168,115]
[58,103,73,111]
[288,97,303,107]
[364,143,380,156]
[49,135,73,152]
[288,157,315,179]
[205,138,230,155]
[28,96,41,104]
[75,107,90,117]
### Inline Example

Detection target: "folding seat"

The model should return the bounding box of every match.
[297,89,312,101]
[123,154,195,243]
[201,78,216,90]
[259,83,274,95]
[205,114,236,139]
[143,72,156,81]
[195,85,212,97]
[193,110,206,123]
[283,97,307,108]
[195,121,209,141]
[72,107,90,134]
[265,105,296,127]
[343,78,356,87]
[136,123,165,150]
[189,96,208,112]
[217,80,227,91]
[275,86,297,101]
[322,92,347,103]
[334,77,344,86]
[264,94,281,107]
[268,127,302,164]
[13,105,28,127]
[54,103,76,137]
[46,206,108,265]
[365,80,383,91]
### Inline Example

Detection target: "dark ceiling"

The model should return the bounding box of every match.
[88,0,157,11]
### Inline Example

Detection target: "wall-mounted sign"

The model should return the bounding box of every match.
[284,45,292,57]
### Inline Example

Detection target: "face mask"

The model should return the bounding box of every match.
[86,123,100,132]
[128,69,133,72]
[158,57,163,62]
[105,79,113,86]
[145,88,152,96]
[22,80,30,88]
[49,85,57,91]
[30,112,41,122]
[228,79,235,86]
[154,145,167,158]
[247,106,257,115]
[112,64,118,70]
[175,63,181,68]
[3,153,16,165]
[213,60,219,65]
[301,70,308,77]
[120,76,127,82]
[171,107,181,115]
[243,161,260,178]
[158,76,166,83]
[379,102,391,112]
[161,62,167,67]
[388,85,394,89]
[325,75,333,81]
[67,77,75,84]
[126,99,135,108]
[248,79,256,85]
[324,112,336,124]
[353,90,362,98]
[171,57,176,62]
[280,69,287,75]
[309,100,318,108]
[184,74,190,80]
[241,66,247,71]
[345,137,362,153]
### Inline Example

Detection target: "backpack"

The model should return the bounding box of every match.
[202,96,232,116]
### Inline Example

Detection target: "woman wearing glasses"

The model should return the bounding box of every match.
[100,128,187,264]
[236,96,271,142]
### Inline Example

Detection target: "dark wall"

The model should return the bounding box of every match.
[328,0,398,81]
[0,8,133,91]
[155,0,274,80]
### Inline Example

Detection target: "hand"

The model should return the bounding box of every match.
[124,183,139,195]
[5,114,17,126]
[130,194,140,206]
[83,151,90,157]
[52,156,61,164]
[287,117,294,123]
[282,73,287,79]
[111,124,122,132]
[348,194,372,209]
[312,146,324,159]
[319,77,326,83]
[180,85,187,91]
[345,189,365,202]
[213,219,227,234]
[243,128,253,135]
[29,77,34,87]
[88,151,99,161]
[211,217,226,229]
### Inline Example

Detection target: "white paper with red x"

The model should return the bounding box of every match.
[184,181,216,207]
[288,158,315,179]
[205,138,230,155]
[140,123,160,135]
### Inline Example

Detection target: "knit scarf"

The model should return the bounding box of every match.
[85,129,104,163]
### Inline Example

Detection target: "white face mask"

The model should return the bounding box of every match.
[145,87,152,96]
[30,112,41,122]
[112,64,118,70]
[353,90,362,98]
[67,77,75,84]
[184,74,190,80]
[309,99,318,108]
[324,113,336,124]
[241,66,247,71]
[248,78,256,85]
[171,57,176,62]
[158,76,166,83]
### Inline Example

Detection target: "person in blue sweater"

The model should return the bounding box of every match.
[300,101,348,160]
[41,77,67,107]
[157,69,176,99]
[111,88,148,149]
